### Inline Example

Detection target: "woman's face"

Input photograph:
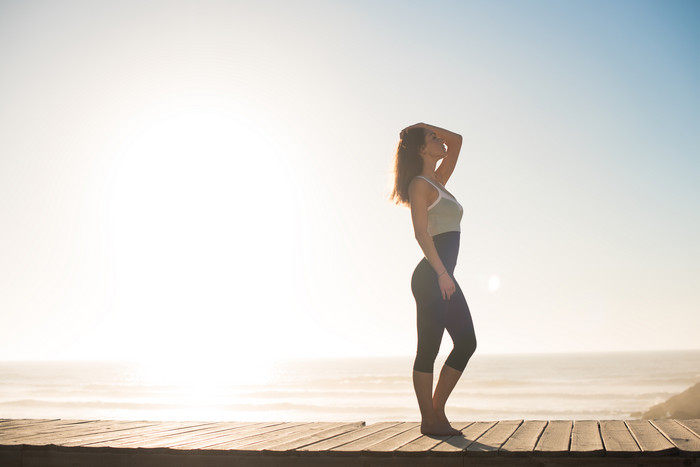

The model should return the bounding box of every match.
[423,130,447,159]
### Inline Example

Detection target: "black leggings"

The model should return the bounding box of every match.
[411,231,477,373]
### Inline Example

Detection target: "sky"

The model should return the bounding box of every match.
[1,0,698,363]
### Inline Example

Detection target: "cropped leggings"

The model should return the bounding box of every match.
[411,231,477,373]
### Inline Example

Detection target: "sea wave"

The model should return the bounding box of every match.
[1,350,699,422]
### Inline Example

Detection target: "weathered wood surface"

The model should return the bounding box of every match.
[1,418,699,466]
[571,420,604,455]
[600,419,640,454]
[501,420,547,454]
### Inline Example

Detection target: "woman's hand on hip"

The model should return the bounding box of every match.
[438,274,456,301]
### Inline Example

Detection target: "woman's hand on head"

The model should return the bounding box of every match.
[400,122,427,137]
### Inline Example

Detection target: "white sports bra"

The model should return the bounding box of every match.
[415,175,463,236]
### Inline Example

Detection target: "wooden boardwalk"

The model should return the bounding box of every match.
[1,418,699,466]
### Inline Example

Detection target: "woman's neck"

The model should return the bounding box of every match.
[421,171,439,182]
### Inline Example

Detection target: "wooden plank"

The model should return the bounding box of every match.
[626,420,677,454]
[0,420,110,443]
[467,420,522,453]
[0,419,60,430]
[534,420,572,454]
[208,422,317,450]
[2,420,155,445]
[77,421,218,448]
[652,419,700,453]
[108,422,222,448]
[360,423,422,452]
[678,419,700,439]
[571,420,603,455]
[397,422,473,452]
[600,420,640,454]
[431,421,496,452]
[0,419,61,426]
[300,422,402,451]
[170,422,286,450]
[499,420,547,454]
[116,421,260,449]
[55,421,162,444]
[332,422,418,452]
[262,422,365,451]
[2,420,148,444]
[0,419,93,440]
[60,421,192,447]
[236,423,350,450]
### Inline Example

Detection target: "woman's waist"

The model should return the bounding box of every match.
[422,231,460,271]
[432,230,460,248]
[432,230,460,238]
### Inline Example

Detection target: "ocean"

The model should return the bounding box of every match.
[1,350,699,424]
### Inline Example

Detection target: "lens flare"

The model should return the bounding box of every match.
[488,274,501,292]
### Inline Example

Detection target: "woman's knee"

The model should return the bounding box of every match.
[465,333,477,356]
[413,342,441,373]
[446,333,477,371]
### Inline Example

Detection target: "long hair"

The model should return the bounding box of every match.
[388,127,427,207]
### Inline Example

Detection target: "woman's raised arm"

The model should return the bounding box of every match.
[404,122,463,185]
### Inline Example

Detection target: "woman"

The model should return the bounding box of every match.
[390,122,477,436]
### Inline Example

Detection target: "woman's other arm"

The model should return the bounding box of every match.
[405,122,463,185]
[429,123,462,185]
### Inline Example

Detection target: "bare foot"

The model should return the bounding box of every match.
[434,408,462,435]
[421,421,462,436]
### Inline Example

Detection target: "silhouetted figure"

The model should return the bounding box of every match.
[390,123,477,436]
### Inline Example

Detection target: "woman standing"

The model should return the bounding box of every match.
[390,122,477,436]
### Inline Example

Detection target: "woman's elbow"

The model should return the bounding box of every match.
[414,231,430,241]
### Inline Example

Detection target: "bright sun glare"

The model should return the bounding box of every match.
[103,108,302,368]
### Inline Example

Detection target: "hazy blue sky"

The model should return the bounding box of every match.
[1,0,698,362]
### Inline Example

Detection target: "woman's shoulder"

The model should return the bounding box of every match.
[412,175,444,190]
[410,174,431,185]
[409,175,430,191]
[408,176,440,205]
